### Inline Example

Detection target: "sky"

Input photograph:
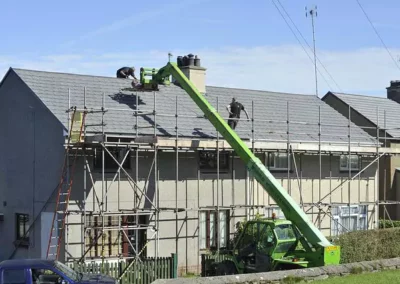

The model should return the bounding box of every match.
[1,0,400,97]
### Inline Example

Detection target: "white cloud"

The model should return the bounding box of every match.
[1,45,400,97]
[63,0,211,48]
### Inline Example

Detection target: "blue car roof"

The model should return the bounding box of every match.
[0,259,56,269]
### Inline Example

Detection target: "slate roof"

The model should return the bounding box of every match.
[325,92,400,138]
[8,68,376,145]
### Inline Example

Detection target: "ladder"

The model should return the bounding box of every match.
[46,107,86,260]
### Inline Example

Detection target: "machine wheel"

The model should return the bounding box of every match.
[216,260,237,275]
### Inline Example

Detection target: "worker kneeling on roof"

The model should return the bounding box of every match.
[116,66,141,88]
[116,67,137,79]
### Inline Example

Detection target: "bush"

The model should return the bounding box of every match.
[332,227,400,264]
[378,219,400,229]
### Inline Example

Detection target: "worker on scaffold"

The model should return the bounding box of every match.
[226,97,249,130]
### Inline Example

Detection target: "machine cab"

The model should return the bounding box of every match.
[235,218,297,273]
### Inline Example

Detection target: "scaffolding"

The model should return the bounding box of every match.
[61,86,400,272]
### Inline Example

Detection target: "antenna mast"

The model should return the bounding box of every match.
[306,5,318,97]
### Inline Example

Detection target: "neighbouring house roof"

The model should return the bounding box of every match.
[6,68,376,145]
[324,92,400,138]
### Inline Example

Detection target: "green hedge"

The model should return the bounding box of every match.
[331,227,400,264]
[378,219,400,229]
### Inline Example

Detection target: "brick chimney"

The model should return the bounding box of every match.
[176,54,206,93]
[387,80,400,103]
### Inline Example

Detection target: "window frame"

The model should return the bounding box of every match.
[199,210,230,250]
[331,205,367,236]
[266,152,290,171]
[15,213,29,247]
[198,150,230,173]
[339,154,360,172]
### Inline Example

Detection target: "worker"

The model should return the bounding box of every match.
[226,97,249,130]
[116,67,137,79]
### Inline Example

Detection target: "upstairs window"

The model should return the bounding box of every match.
[198,150,230,173]
[93,148,131,172]
[266,152,289,171]
[340,154,360,172]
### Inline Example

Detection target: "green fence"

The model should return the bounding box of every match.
[69,254,177,284]
[201,252,231,277]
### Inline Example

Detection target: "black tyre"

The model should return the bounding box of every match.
[216,260,237,275]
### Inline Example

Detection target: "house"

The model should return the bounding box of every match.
[323,81,400,220]
[0,55,392,275]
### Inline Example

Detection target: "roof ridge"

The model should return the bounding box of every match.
[12,68,317,97]
[333,91,387,100]
[12,67,118,80]
[206,85,316,97]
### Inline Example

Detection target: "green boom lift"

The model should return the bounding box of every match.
[141,62,340,274]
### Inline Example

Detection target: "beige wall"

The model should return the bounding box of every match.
[64,149,378,275]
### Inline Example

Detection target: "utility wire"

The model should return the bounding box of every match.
[276,0,343,92]
[271,0,335,92]
[356,0,400,71]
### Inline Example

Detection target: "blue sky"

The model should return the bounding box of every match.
[1,0,400,96]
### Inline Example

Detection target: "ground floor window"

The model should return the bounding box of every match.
[85,214,147,259]
[331,205,367,236]
[199,210,230,250]
[15,213,29,247]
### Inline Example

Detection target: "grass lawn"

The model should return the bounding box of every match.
[309,269,400,283]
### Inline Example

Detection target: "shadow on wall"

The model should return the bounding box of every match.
[68,154,157,212]
[109,92,172,137]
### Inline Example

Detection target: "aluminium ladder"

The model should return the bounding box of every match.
[46,107,86,260]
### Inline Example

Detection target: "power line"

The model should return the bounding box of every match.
[271,0,335,92]
[276,0,343,92]
[355,0,400,71]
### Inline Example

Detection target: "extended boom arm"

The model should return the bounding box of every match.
[154,62,337,255]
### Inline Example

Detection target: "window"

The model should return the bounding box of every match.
[93,148,131,172]
[199,210,230,250]
[266,152,289,171]
[331,205,367,236]
[121,215,147,258]
[198,151,230,173]
[15,213,29,247]
[85,215,147,259]
[339,154,360,171]
[3,269,26,284]
[31,268,71,284]
[86,215,122,258]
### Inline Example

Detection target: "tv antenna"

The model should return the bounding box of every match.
[306,5,318,97]
[168,52,173,62]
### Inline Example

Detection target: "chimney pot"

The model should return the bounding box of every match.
[194,55,201,67]
[176,54,206,93]
[177,56,183,67]
[387,80,400,104]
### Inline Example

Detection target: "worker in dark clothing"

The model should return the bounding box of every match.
[116,67,137,79]
[226,97,249,130]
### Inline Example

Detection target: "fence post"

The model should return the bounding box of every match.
[201,254,206,277]
[170,253,177,278]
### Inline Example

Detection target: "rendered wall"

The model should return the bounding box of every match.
[65,149,378,275]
